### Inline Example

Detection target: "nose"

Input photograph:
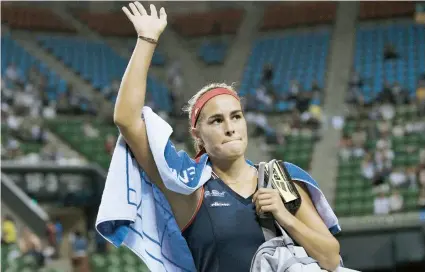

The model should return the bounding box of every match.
[224,119,235,136]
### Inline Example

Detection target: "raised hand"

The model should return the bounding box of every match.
[122,2,167,40]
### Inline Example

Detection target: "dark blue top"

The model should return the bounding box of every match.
[182,177,267,272]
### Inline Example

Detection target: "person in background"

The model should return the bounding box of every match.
[374,192,390,215]
[1,215,17,245]
[19,228,44,267]
[104,134,117,155]
[55,217,63,258]
[46,221,57,256]
[389,190,403,213]
[384,43,399,61]
[70,230,89,272]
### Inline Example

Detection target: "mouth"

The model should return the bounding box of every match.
[223,139,242,144]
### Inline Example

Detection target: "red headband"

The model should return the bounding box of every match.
[190,88,239,128]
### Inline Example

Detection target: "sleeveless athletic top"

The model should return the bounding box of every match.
[182,175,269,272]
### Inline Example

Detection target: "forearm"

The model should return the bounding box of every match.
[114,38,156,127]
[277,215,340,271]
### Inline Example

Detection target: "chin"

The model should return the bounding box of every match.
[222,142,246,158]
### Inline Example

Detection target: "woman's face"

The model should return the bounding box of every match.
[194,94,247,160]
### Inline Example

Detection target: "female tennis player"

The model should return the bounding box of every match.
[116,2,340,271]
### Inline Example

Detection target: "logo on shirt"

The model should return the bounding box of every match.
[204,189,226,198]
[210,201,230,207]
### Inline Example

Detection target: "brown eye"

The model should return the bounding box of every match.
[211,118,222,125]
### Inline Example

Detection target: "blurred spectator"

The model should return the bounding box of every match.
[384,43,399,61]
[254,86,273,108]
[293,91,312,114]
[167,60,184,115]
[28,65,42,87]
[406,166,418,189]
[311,80,322,94]
[70,230,90,272]
[392,119,405,137]
[104,134,117,155]
[260,64,278,101]
[418,164,425,207]
[289,80,301,96]
[54,218,63,257]
[95,231,107,254]
[380,82,395,104]
[102,78,120,101]
[46,221,58,258]
[417,76,425,116]
[361,153,375,180]
[374,192,390,215]
[1,215,17,245]
[5,62,23,85]
[18,228,44,267]
[389,167,407,188]
[82,121,99,138]
[351,124,366,153]
[391,82,409,105]
[339,133,353,161]
[389,190,404,213]
[348,70,363,89]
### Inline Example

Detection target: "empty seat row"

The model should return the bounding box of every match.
[353,22,425,102]
[1,35,67,102]
[240,29,330,108]
[37,35,172,112]
[198,41,228,64]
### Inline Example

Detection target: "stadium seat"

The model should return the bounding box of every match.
[198,40,228,64]
[335,104,423,217]
[90,246,149,272]
[353,22,425,97]
[1,35,68,103]
[37,35,172,112]
[240,29,330,107]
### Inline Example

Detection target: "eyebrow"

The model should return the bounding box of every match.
[207,110,242,121]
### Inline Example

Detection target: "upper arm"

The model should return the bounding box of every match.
[118,121,200,229]
[293,181,336,239]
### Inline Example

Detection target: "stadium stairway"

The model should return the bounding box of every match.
[1,173,49,238]
[8,30,112,115]
[220,2,264,84]
[50,6,129,58]
[310,1,359,204]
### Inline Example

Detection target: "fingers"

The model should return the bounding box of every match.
[258,199,274,207]
[150,4,158,18]
[258,204,274,213]
[129,2,140,16]
[122,7,133,20]
[159,7,167,21]
[134,2,147,15]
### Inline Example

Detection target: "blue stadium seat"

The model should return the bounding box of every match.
[37,35,172,112]
[354,22,425,97]
[1,35,67,102]
[240,29,330,108]
[198,41,228,64]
